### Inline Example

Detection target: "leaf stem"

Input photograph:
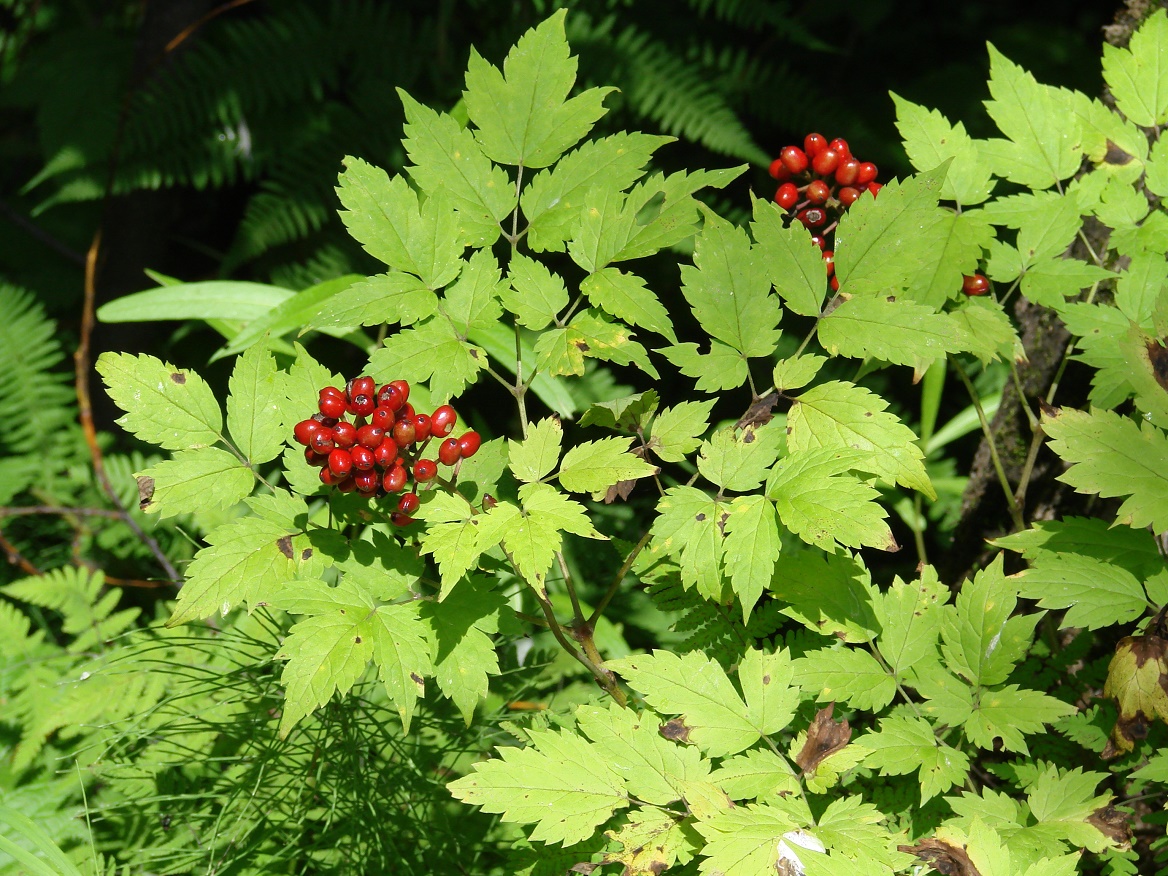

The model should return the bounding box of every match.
[588,530,652,628]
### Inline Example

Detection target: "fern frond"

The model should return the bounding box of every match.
[1,567,139,651]
[0,285,73,455]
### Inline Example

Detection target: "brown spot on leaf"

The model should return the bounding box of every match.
[795,703,851,772]
[137,476,155,511]
[1088,805,1132,850]
[716,512,730,535]
[169,372,186,384]
[410,672,424,685]
[742,428,756,444]
[276,536,294,559]
[605,478,637,504]
[762,674,771,685]
[354,636,362,644]
[575,340,591,352]
[885,295,897,304]
[1102,632,1168,757]
[695,513,706,522]
[1104,139,1134,165]
[569,865,598,875]
[736,393,779,430]
[659,718,690,743]
[1147,339,1168,392]
[300,548,313,561]
[899,838,980,875]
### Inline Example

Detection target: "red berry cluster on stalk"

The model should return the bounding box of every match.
[292,376,481,525]
[769,134,881,291]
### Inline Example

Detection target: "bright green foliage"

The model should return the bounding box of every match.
[1103,9,1168,126]
[96,352,223,450]
[892,93,995,204]
[859,714,971,802]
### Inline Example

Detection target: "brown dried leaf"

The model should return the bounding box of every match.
[1088,805,1133,851]
[137,476,155,511]
[735,393,779,431]
[898,838,980,876]
[794,703,850,772]
[1102,633,1168,757]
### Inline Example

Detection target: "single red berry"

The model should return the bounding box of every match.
[356,424,385,450]
[867,182,882,196]
[337,476,356,493]
[780,145,808,175]
[414,459,437,482]
[811,148,841,176]
[332,420,357,449]
[376,384,405,411]
[346,376,375,402]
[311,412,338,427]
[856,162,879,185]
[351,445,376,471]
[797,207,826,229]
[413,414,432,442]
[353,469,379,493]
[774,182,799,210]
[830,275,840,291]
[962,273,990,296]
[431,405,458,438]
[837,186,861,207]
[392,419,417,448]
[389,380,410,405]
[383,464,408,493]
[293,419,321,446]
[806,180,830,205]
[321,467,349,486]
[319,393,347,419]
[305,447,328,467]
[397,492,419,515]
[374,441,397,468]
[835,158,860,186]
[370,407,395,430]
[803,133,827,158]
[390,511,415,527]
[828,137,850,159]
[320,385,345,400]
[810,234,827,250]
[438,437,462,466]
[310,429,335,454]
[458,431,482,458]
[822,250,835,277]
[401,402,415,419]
[328,449,353,478]
[768,157,792,181]
[349,394,376,417]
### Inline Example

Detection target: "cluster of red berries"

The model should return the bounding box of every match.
[769,134,881,292]
[292,376,481,525]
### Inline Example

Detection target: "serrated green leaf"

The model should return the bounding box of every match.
[137,447,253,518]
[907,209,995,310]
[723,495,780,620]
[475,490,590,597]
[96,352,222,451]
[858,714,969,803]
[519,481,604,540]
[772,354,827,392]
[1146,133,1168,196]
[788,380,933,499]
[1116,252,1168,325]
[568,182,635,273]
[534,310,658,378]
[443,248,507,334]
[418,491,485,600]
[964,685,1076,753]
[1026,764,1115,853]
[981,45,1082,188]
[1102,8,1168,127]
[581,267,676,342]
[709,749,800,801]
[1095,174,1149,229]
[579,391,659,432]
[1043,406,1168,534]
[981,191,1081,264]
[659,341,748,392]
[768,551,880,643]
[307,271,439,330]
[697,422,783,493]
[226,345,284,464]
[692,804,801,876]
[892,92,995,205]
[1021,257,1116,309]
[739,647,799,737]
[334,530,424,602]
[992,516,1165,578]
[1015,554,1149,629]
[816,796,913,871]
[792,646,895,710]
[336,156,463,287]
[750,195,827,316]
[464,10,613,168]
[680,209,781,358]
[650,485,727,600]
[276,343,343,432]
[502,252,568,329]
[949,297,1022,364]
[509,416,563,483]
[767,448,896,553]
[649,399,714,462]
[875,566,947,680]
[399,88,515,247]
[369,317,485,403]
[558,436,657,493]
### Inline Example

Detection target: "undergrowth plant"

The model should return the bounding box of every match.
[6,6,1168,875]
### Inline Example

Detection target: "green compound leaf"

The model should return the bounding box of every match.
[1043,406,1168,534]
[708,749,800,801]
[949,296,1023,364]
[750,195,828,317]
[1026,764,1116,853]
[226,344,284,465]
[522,132,673,252]
[463,10,613,169]
[137,447,253,519]
[680,208,781,359]
[815,796,915,871]
[964,685,1076,754]
[502,252,568,329]
[307,272,438,330]
[581,267,676,342]
[1102,8,1168,127]
[769,550,880,643]
[993,515,1166,579]
[418,490,484,599]
[519,481,604,541]
[336,156,463,288]
[892,92,995,205]
[369,317,486,404]
[448,727,628,846]
[648,399,714,463]
[274,577,432,735]
[558,436,657,494]
[442,248,507,335]
[692,804,800,876]
[772,354,827,393]
[908,210,995,311]
[1015,554,1149,630]
[1115,251,1168,326]
[96,352,223,451]
[980,45,1082,189]
[875,566,948,681]
[398,88,515,247]
[817,294,970,378]
[534,310,658,378]
[697,421,784,493]
[650,485,727,600]
[788,380,934,499]
[767,448,896,553]
[509,416,563,483]
[579,390,659,432]
[723,494,780,620]
[659,341,748,392]
[857,714,970,803]
[792,645,896,711]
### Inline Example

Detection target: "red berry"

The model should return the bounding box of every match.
[401,402,415,419]
[305,447,328,467]
[349,394,376,417]
[337,476,356,493]
[780,145,808,175]
[347,376,375,402]
[811,148,841,176]
[310,429,335,454]
[803,133,827,158]
[390,511,415,527]
[389,380,410,405]
[374,441,397,468]
[370,406,395,430]
[806,180,830,205]
[830,275,840,291]
[768,157,792,181]
[856,162,879,185]
[810,234,827,250]
[353,469,379,493]
[438,437,462,466]
[392,419,417,448]
[414,459,437,482]
[319,393,347,419]
[320,385,345,400]
[332,420,357,449]
[383,464,408,493]
[397,492,419,515]
[320,467,343,486]
[351,445,375,471]
[828,137,850,159]
[823,250,835,276]
[797,207,826,229]
[458,431,482,458]
[774,182,799,210]
[328,449,353,478]
[356,424,385,450]
[377,384,405,411]
[413,414,432,442]
[962,273,990,296]
[835,158,860,186]
[867,182,882,196]
[838,186,861,207]
[431,405,458,438]
[293,419,321,446]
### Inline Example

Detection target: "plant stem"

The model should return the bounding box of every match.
[588,530,652,627]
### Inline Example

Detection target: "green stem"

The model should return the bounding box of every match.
[588,530,652,628]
